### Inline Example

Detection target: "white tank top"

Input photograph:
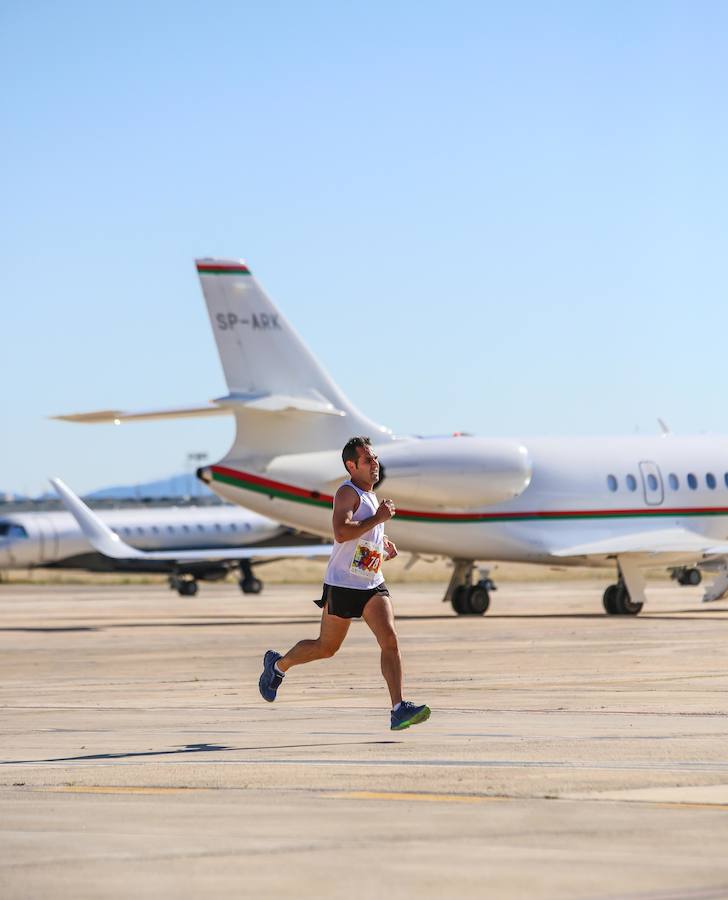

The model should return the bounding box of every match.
[325,480,385,589]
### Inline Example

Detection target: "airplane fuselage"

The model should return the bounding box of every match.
[0,505,285,571]
[204,434,728,569]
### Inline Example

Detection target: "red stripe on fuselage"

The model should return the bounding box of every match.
[211,465,334,503]
[210,464,728,521]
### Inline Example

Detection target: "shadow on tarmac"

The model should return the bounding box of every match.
[3,610,728,634]
[0,626,100,633]
[1,739,401,766]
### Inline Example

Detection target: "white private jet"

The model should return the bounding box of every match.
[0,499,330,596]
[55,257,728,616]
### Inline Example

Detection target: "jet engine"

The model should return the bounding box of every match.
[375,436,531,508]
[263,435,531,510]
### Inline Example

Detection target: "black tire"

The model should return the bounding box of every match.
[466,585,490,615]
[241,577,263,595]
[451,585,469,615]
[686,568,702,586]
[615,584,642,616]
[603,584,620,615]
[178,580,198,597]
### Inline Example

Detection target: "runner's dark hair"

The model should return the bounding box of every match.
[342,436,372,472]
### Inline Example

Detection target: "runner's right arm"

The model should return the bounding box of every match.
[331,485,395,543]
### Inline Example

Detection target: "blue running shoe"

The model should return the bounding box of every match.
[258,650,283,702]
[391,700,431,730]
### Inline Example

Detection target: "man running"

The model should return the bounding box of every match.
[258,436,431,731]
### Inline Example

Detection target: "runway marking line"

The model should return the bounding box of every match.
[324,790,510,804]
[35,786,201,795]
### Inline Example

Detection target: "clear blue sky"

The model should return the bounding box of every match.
[3,1,728,496]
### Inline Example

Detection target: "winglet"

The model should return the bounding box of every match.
[49,477,144,559]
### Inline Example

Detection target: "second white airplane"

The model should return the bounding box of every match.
[57,257,728,616]
[1,499,330,596]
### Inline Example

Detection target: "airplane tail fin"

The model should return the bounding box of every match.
[53,258,393,464]
[196,259,391,461]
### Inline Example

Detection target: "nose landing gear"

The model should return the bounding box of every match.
[446,560,496,616]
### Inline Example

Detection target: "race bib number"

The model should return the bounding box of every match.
[350,540,384,578]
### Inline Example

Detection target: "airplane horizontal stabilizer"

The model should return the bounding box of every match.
[50,478,332,562]
[550,528,728,559]
[51,403,230,424]
[52,393,345,424]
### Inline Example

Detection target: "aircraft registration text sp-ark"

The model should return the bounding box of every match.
[55,257,728,615]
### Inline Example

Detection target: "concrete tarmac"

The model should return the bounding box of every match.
[2,580,728,899]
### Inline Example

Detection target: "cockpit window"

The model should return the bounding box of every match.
[0,522,28,538]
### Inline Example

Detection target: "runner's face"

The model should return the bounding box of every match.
[353,446,379,484]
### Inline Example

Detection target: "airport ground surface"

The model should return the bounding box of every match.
[2,580,728,899]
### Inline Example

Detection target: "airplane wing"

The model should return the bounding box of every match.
[50,478,332,562]
[550,528,728,559]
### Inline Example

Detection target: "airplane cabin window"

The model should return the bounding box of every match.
[626,474,637,492]
[215,524,221,531]
[0,523,28,538]
[607,475,618,492]
[136,527,144,535]
[647,474,658,491]
[706,473,717,489]
[197,524,204,532]
[167,526,174,533]
[152,526,159,534]
[668,473,679,490]
[183,525,190,533]
[229,523,237,531]
[725,472,728,488]
[687,473,698,490]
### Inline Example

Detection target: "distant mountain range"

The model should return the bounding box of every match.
[86,472,214,500]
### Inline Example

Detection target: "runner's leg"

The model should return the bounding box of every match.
[277,603,350,672]
[362,594,403,706]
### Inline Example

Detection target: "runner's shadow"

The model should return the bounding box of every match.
[1,739,402,766]
[0,626,99,633]
[1,742,231,765]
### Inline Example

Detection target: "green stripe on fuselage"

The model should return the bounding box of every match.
[211,471,728,523]
[212,471,330,508]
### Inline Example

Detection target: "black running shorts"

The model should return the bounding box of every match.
[315,583,390,619]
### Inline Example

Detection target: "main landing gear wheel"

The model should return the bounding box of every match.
[169,576,198,597]
[238,560,262,594]
[447,560,494,616]
[451,586,468,614]
[450,580,491,616]
[239,577,263,594]
[676,567,702,586]
[603,581,642,616]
